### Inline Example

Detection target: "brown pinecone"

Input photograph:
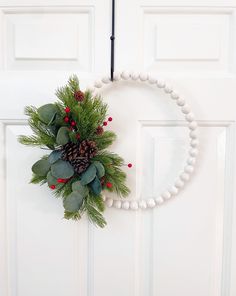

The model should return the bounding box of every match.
[74,90,84,102]
[70,158,90,174]
[96,126,104,135]
[79,140,97,159]
[61,142,90,174]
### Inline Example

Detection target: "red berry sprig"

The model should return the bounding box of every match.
[64,116,69,123]
[127,163,132,168]
[50,185,56,190]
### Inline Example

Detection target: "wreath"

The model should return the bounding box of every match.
[19,75,131,228]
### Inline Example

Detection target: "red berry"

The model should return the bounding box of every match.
[128,163,132,168]
[57,178,66,183]
[76,134,80,140]
[106,182,112,188]
[108,117,113,122]
[103,121,108,126]
[50,185,56,190]
[64,116,69,123]
[65,107,70,113]
[71,121,76,126]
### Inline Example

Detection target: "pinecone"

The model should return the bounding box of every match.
[74,90,84,102]
[96,126,104,135]
[61,142,90,174]
[79,140,97,159]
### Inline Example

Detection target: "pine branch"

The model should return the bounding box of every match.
[92,131,116,150]
[22,106,57,149]
[84,198,107,228]
[92,151,130,197]
[30,174,47,185]
[53,178,74,198]
[18,135,45,147]
[87,193,105,212]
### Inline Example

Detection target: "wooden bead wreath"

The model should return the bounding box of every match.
[89,71,199,211]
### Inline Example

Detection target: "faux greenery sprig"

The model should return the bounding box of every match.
[19,75,131,227]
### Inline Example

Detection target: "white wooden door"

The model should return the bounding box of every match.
[0,0,236,296]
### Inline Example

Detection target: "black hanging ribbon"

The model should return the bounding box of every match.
[110,0,115,81]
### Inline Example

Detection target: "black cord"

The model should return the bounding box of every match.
[110,0,115,81]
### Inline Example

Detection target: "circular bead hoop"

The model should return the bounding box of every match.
[87,71,199,210]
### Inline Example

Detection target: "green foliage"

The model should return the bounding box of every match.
[80,163,97,185]
[93,151,130,197]
[19,75,130,228]
[51,160,74,179]
[30,174,47,185]
[32,159,51,176]
[19,106,58,149]
[56,127,70,145]
[92,131,116,150]
[63,191,84,212]
[84,194,106,228]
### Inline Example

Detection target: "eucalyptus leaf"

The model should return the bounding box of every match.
[89,176,102,195]
[63,192,84,212]
[56,127,70,145]
[38,104,58,125]
[72,181,89,197]
[93,161,105,178]
[48,150,62,164]
[80,164,96,185]
[32,159,51,176]
[51,160,74,179]
[47,171,57,186]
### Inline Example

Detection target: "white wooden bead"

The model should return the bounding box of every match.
[161,191,171,200]
[94,80,103,88]
[171,92,179,100]
[139,73,148,81]
[106,198,113,207]
[147,198,156,208]
[130,201,139,210]
[148,76,156,84]
[189,130,198,139]
[156,196,164,205]
[175,179,185,189]
[180,172,190,181]
[121,71,130,80]
[169,186,179,195]
[113,200,121,209]
[181,105,191,114]
[164,85,173,93]
[189,148,199,157]
[189,121,198,130]
[122,201,130,210]
[113,71,121,81]
[138,200,147,209]
[101,76,110,84]
[190,139,199,147]
[156,80,166,88]
[186,112,195,122]
[177,98,185,106]
[187,157,196,165]
[184,165,194,174]
[131,72,139,80]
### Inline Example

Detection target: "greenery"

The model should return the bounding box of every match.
[19,75,130,228]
